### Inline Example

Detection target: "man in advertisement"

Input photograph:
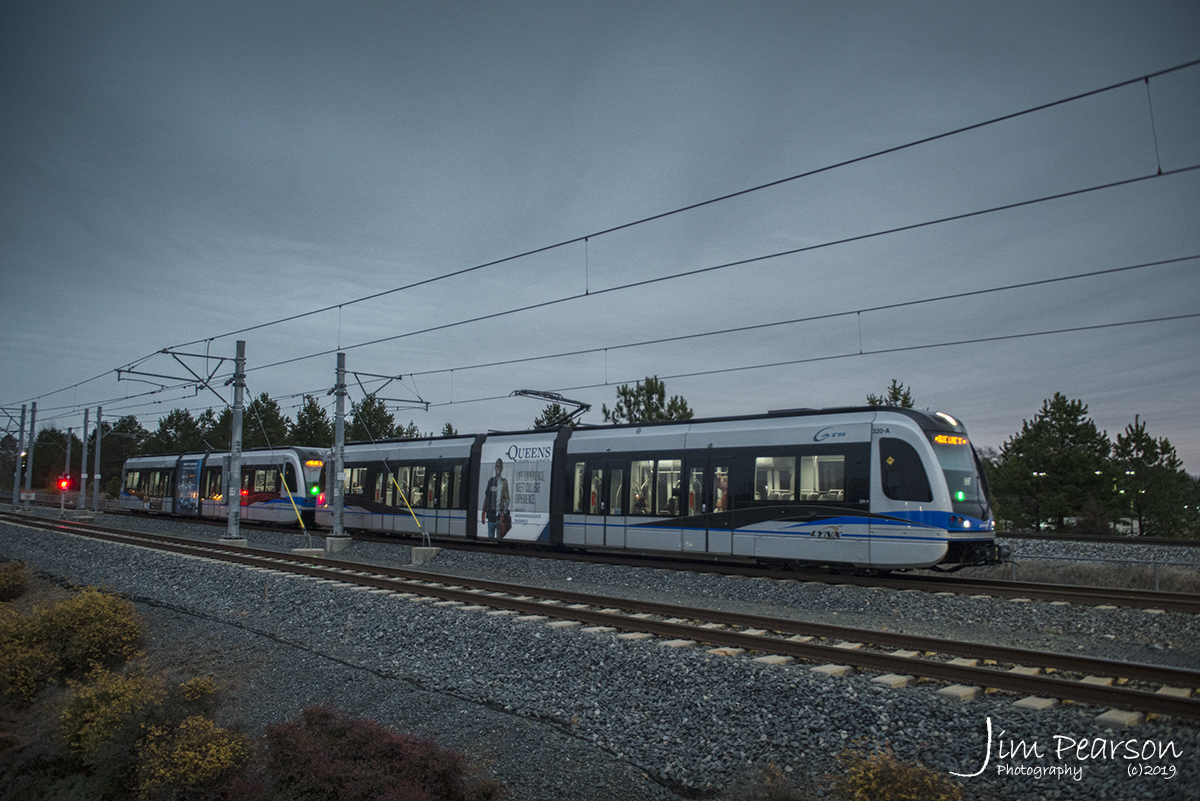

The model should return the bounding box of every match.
[481,458,511,538]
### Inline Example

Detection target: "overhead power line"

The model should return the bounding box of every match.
[422,311,1200,413]
[244,165,1199,375]
[151,56,1200,353]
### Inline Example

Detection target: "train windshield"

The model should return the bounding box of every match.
[302,460,324,497]
[928,434,991,520]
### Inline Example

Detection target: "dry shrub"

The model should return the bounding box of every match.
[0,586,144,703]
[0,561,29,602]
[829,748,963,801]
[260,705,504,801]
[58,670,168,764]
[136,715,251,800]
[35,586,144,678]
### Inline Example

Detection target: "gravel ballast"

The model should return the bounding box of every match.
[2,513,1197,800]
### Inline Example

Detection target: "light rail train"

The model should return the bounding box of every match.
[121,407,1004,571]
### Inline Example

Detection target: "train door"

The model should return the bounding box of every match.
[682,457,733,554]
[579,460,625,547]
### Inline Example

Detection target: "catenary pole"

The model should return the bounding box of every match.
[11,405,24,509]
[92,407,102,511]
[329,351,348,549]
[79,408,89,512]
[23,403,35,511]
[223,340,247,543]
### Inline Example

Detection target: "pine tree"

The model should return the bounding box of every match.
[290,395,333,447]
[347,396,396,442]
[1114,416,1191,537]
[990,393,1114,532]
[601,376,693,424]
[866,379,914,408]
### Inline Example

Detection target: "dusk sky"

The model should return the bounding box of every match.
[2,1,1198,471]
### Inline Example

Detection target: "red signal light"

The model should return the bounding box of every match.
[59,475,70,490]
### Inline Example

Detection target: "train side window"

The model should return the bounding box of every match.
[799,455,845,501]
[714,465,730,511]
[202,468,223,500]
[393,466,410,507]
[434,465,448,510]
[284,464,298,495]
[588,467,604,514]
[630,460,653,515]
[609,467,625,516]
[687,467,704,516]
[880,438,933,502]
[348,467,367,496]
[451,464,464,509]
[656,459,681,515]
[570,462,586,513]
[411,465,426,507]
[754,456,795,502]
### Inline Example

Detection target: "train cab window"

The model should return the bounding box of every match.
[754,457,795,502]
[799,455,845,501]
[656,459,682,515]
[880,438,933,502]
[123,471,140,494]
[283,464,298,495]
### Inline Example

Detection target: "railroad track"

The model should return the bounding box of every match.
[78,509,1200,612]
[4,511,1198,724]
[345,529,1200,613]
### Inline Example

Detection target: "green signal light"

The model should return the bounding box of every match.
[311,487,320,495]
[955,491,966,501]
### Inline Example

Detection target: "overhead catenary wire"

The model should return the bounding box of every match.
[10,59,1200,424]
[152,57,1200,353]
[242,166,1199,376]
[418,311,1200,413]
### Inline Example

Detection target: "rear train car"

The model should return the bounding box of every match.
[120,447,325,525]
[313,407,1001,571]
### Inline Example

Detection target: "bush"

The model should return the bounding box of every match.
[57,670,244,800]
[261,706,504,801]
[136,715,251,800]
[0,636,58,701]
[829,748,963,801]
[0,561,28,601]
[58,670,168,765]
[0,586,144,702]
[35,587,144,678]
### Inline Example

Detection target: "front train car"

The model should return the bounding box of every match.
[867,408,1003,569]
